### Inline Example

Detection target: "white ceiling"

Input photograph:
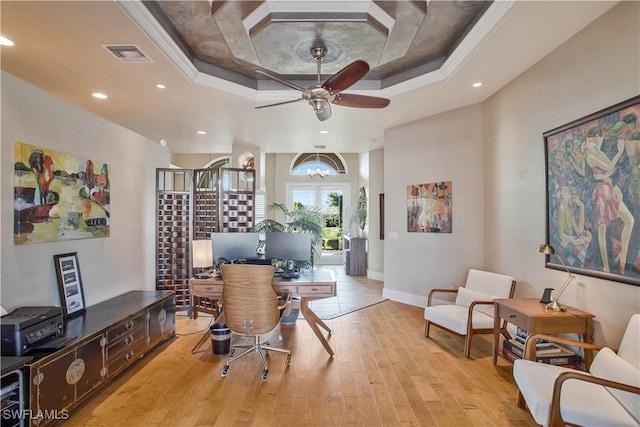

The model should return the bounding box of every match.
[0,1,616,154]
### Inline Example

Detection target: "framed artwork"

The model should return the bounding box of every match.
[543,95,639,286]
[54,252,86,317]
[380,193,384,240]
[407,181,452,233]
[14,142,110,245]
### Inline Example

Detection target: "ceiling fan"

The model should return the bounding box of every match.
[255,47,390,121]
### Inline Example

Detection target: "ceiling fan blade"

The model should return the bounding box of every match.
[322,60,369,95]
[255,98,303,109]
[255,69,305,92]
[315,105,332,121]
[332,93,390,109]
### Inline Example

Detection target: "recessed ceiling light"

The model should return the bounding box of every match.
[197,131,207,135]
[160,139,167,147]
[472,82,483,88]
[0,36,15,46]
[92,92,108,99]
[156,83,166,89]
[319,130,329,134]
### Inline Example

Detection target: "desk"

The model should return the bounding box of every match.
[189,269,337,356]
[493,298,595,368]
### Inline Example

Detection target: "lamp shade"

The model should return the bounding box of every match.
[537,243,556,255]
[192,240,213,269]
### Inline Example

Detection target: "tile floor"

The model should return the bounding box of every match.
[305,264,385,319]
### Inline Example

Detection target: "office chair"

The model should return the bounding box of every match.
[219,264,291,381]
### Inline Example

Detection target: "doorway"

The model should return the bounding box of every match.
[287,183,350,265]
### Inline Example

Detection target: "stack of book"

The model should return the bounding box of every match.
[502,327,582,369]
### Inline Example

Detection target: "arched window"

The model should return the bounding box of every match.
[291,153,347,177]
[196,157,230,190]
[204,157,230,169]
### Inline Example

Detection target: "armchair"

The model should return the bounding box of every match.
[219,264,291,381]
[424,269,516,357]
[513,314,640,427]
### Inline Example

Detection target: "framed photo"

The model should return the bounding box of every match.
[54,252,86,317]
[543,95,639,286]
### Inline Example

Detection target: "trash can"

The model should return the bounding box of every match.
[210,322,231,354]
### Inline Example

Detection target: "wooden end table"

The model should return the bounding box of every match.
[493,298,595,369]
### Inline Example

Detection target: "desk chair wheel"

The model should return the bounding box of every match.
[221,364,229,377]
[261,369,268,381]
[229,348,235,358]
[286,354,291,365]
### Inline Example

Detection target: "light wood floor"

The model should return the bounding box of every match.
[64,300,537,426]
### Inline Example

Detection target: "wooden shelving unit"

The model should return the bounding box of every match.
[156,169,192,308]
[156,167,255,310]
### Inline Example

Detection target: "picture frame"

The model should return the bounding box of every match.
[407,181,453,233]
[54,252,87,317]
[379,193,385,240]
[543,95,639,286]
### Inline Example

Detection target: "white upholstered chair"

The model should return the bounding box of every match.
[424,269,516,357]
[513,314,640,427]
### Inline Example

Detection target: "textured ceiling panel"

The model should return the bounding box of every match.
[146,0,491,88]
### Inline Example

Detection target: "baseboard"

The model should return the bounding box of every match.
[382,288,427,308]
[367,270,384,281]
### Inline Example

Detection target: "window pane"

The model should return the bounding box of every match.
[292,189,315,208]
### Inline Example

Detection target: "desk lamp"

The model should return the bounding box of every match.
[192,240,213,279]
[537,243,575,311]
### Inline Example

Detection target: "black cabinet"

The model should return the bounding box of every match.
[343,236,367,276]
[1,357,31,427]
[26,291,175,426]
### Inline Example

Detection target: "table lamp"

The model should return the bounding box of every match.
[537,243,575,311]
[192,239,213,279]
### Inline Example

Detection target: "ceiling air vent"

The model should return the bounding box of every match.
[102,44,153,63]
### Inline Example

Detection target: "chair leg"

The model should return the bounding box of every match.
[464,334,472,358]
[516,390,526,408]
[425,320,431,337]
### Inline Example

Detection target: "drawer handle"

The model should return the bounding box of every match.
[311,288,318,291]
[509,314,516,318]
[125,320,134,330]
[125,335,134,345]
[125,350,134,360]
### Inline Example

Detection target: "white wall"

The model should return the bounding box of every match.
[1,72,171,311]
[382,2,639,346]
[383,103,485,305]
[483,1,640,346]
[367,148,384,279]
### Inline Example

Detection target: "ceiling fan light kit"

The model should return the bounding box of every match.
[255,47,390,121]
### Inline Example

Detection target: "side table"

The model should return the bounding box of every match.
[493,298,595,369]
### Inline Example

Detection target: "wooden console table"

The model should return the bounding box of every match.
[492,298,595,368]
[26,291,175,426]
[189,269,337,356]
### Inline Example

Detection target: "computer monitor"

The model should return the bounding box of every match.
[265,232,312,264]
[211,232,260,262]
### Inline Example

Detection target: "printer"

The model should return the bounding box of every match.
[1,306,63,356]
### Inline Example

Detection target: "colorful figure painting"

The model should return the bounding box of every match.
[407,181,452,233]
[544,96,639,286]
[14,142,110,244]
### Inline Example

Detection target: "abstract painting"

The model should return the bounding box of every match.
[407,181,452,233]
[14,142,110,244]
[543,95,639,285]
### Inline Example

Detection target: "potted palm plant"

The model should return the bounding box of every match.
[350,187,367,236]
[252,202,325,269]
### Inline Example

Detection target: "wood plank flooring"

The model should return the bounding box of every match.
[63,300,537,426]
